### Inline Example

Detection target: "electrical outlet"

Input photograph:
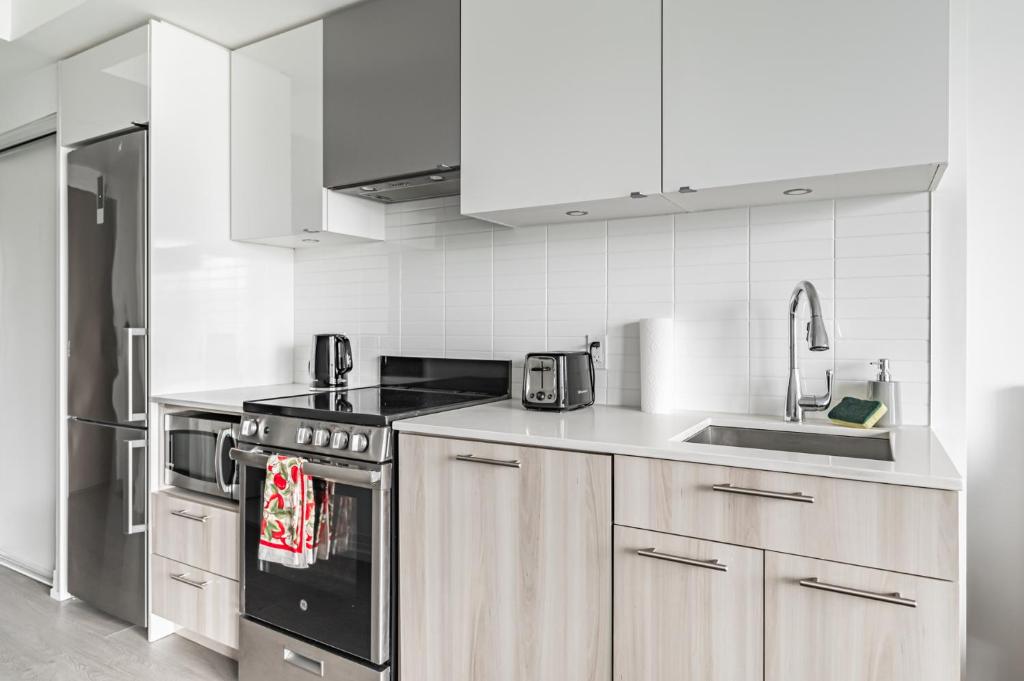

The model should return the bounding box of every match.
[586,334,608,370]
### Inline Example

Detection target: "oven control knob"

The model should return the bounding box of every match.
[350,432,369,452]
[313,428,331,447]
[240,418,258,437]
[296,426,313,445]
[330,431,350,450]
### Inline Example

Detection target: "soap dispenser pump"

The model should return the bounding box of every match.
[867,358,901,427]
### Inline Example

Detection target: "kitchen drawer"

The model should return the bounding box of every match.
[240,617,391,681]
[153,490,239,580]
[614,456,958,580]
[765,552,958,681]
[151,555,239,649]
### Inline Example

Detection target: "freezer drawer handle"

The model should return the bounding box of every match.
[799,577,917,608]
[283,648,325,677]
[229,448,389,490]
[170,509,209,523]
[636,548,728,572]
[125,327,146,422]
[170,573,209,590]
[712,483,815,503]
[455,454,521,469]
[123,439,146,535]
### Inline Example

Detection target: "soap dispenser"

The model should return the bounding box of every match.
[867,358,901,427]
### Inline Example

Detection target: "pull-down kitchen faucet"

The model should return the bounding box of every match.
[785,280,834,422]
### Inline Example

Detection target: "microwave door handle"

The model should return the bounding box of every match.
[214,427,233,494]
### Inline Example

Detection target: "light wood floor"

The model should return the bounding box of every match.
[0,566,236,680]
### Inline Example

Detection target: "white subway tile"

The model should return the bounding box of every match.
[835,254,929,278]
[836,211,929,237]
[750,200,833,225]
[675,207,748,231]
[835,192,929,217]
[836,233,929,258]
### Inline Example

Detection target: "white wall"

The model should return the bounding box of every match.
[964,0,1024,677]
[148,21,294,395]
[0,135,57,582]
[294,194,930,422]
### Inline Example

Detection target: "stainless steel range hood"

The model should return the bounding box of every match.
[323,0,460,203]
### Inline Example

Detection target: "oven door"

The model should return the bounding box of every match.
[232,447,391,666]
[164,414,239,500]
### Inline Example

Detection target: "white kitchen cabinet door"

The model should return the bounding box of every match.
[765,552,959,681]
[663,0,949,210]
[230,21,384,247]
[461,0,665,227]
[59,25,149,146]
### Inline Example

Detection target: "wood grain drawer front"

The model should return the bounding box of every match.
[613,526,762,681]
[766,552,958,681]
[398,433,613,681]
[153,492,239,580]
[614,456,958,581]
[151,555,239,649]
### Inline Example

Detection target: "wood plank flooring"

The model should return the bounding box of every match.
[0,566,236,680]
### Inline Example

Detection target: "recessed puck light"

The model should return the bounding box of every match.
[360,186,378,192]
[301,238,320,244]
[428,175,445,182]
[566,210,589,217]
[783,188,813,196]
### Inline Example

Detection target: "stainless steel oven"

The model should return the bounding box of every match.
[232,443,392,679]
[164,411,240,501]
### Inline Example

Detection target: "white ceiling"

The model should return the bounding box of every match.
[0,0,361,82]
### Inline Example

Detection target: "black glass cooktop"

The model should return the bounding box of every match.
[244,386,506,426]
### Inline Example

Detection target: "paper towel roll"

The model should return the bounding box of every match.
[640,318,674,414]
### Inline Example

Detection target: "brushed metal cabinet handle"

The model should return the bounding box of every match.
[455,454,521,469]
[636,548,728,572]
[170,509,209,523]
[123,439,146,535]
[799,577,917,608]
[283,648,325,677]
[125,327,146,422]
[170,573,208,590]
[712,483,815,503]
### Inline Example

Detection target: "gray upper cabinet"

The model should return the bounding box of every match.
[322,0,460,190]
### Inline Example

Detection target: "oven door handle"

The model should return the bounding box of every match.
[229,447,389,491]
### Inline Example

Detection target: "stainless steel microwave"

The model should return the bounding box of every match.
[164,411,240,501]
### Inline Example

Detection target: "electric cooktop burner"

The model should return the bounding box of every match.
[244,385,504,426]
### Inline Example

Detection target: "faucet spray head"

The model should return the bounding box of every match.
[807,315,830,351]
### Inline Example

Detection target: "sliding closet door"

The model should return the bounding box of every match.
[0,135,58,581]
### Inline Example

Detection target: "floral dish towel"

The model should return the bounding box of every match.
[258,454,321,568]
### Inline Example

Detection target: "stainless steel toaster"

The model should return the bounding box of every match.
[522,351,595,411]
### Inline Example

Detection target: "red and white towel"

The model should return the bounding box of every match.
[258,455,329,568]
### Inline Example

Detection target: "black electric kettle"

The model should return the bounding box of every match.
[308,334,354,388]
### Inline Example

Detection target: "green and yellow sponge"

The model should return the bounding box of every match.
[828,396,888,428]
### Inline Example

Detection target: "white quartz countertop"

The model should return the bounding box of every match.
[393,400,963,491]
[152,384,315,413]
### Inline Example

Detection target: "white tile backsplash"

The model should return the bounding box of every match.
[293,192,932,424]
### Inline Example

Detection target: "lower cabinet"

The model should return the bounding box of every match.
[398,434,613,681]
[765,552,959,681]
[613,526,763,681]
[151,555,239,649]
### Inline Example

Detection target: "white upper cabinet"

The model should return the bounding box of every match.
[59,25,150,146]
[662,0,949,211]
[460,0,671,227]
[230,20,383,247]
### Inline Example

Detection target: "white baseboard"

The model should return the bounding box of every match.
[0,552,52,587]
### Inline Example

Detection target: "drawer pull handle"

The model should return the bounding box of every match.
[283,648,325,677]
[799,577,917,608]
[637,548,727,572]
[712,483,815,503]
[170,509,209,523]
[455,454,521,469]
[170,573,209,590]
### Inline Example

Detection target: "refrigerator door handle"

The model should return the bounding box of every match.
[126,327,146,422]
[124,439,146,535]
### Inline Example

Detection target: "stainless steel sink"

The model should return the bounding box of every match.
[684,425,893,462]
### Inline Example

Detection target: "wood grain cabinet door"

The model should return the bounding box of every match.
[765,552,959,681]
[613,526,763,681]
[398,434,612,681]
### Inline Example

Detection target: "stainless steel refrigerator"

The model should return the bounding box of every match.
[67,128,148,626]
